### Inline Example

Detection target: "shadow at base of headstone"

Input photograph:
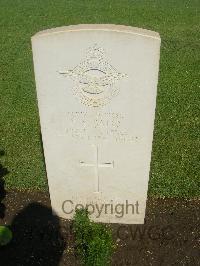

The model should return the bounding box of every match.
[0,149,9,219]
[0,202,66,266]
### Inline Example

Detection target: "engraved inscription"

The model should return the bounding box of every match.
[65,112,135,143]
[59,44,127,107]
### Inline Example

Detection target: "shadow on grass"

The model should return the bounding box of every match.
[0,149,9,219]
[1,202,66,266]
[0,148,66,265]
[39,132,46,167]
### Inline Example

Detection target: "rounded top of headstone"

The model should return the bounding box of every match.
[31,24,160,41]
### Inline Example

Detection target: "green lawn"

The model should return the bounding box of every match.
[0,0,199,196]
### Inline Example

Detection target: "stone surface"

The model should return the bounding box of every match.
[32,24,161,224]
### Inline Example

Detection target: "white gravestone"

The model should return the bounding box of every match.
[32,25,160,224]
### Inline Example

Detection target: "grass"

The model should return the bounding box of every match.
[0,0,199,196]
[73,208,114,266]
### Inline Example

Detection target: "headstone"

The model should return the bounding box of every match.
[32,25,161,224]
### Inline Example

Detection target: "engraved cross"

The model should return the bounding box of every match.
[79,145,114,192]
